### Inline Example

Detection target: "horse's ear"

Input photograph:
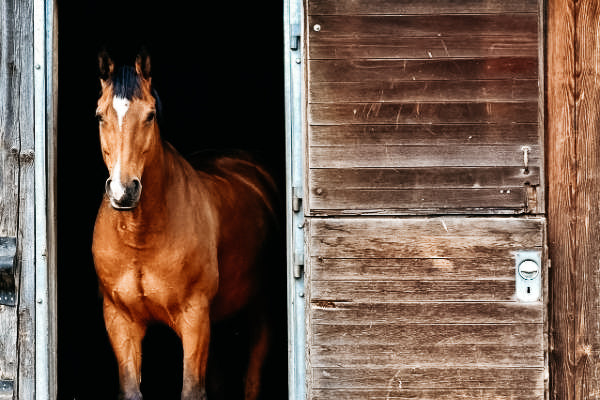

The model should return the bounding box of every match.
[98,50,114,83]
[135,52,151,81]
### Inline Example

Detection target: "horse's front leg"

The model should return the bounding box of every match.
[175,295,211,400]
[104,298,147,400]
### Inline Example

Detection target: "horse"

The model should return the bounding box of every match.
[91,52,277,400]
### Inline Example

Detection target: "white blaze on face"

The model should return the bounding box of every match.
[112,96,130,132]
[110,159,126,201]
[110,96,130,201]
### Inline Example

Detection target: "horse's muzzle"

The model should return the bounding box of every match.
[105,177,142,210]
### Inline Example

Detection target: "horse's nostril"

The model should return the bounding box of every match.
[128,178,142,201]
[105,178,112,196]
[131,178,141,191]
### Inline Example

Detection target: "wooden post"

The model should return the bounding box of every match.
[548,0,600,398]
[0,0,36,399]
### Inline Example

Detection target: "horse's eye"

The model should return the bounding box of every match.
[145,112,156,123]
[96,113,104,123]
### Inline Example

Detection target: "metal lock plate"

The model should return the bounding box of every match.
[515,250,541,302]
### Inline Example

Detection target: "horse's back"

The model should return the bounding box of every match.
[188,150,279,224]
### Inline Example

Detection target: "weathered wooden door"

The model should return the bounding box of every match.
[299,0,547,398]
[0,1,56,399]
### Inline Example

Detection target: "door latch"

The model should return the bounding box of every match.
[515,250,541,302]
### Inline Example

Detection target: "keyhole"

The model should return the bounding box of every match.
[527,287,531,294]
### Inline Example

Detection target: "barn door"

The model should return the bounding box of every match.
[0,0,56,399]
[300,0,547,398]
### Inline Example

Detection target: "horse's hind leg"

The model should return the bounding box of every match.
[244,311,270,400]
[103,299,146,400]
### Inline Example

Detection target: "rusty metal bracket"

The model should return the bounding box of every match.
[0,237,17,306]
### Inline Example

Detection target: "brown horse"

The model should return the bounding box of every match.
[92,53,276,400]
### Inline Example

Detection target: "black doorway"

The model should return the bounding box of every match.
[56,2,286,399]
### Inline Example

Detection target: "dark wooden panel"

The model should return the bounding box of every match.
[308,15,537,37]
[311,367,545,389]
[312,323,542,345]
[309,80,539,103]
[310,36,538,59]
[309,217,543,258]
[309,102,538,125]
[308,0,538,15]
[311,388,545,400]
[309,145,540,168]
[309,124,539,146]
[310,257,517,281]
[310,302,543,324]
[309,58,538,82]
[311,343,543,367]
[311,279,516,302]
[309,187,526,213]
[310,167,540,189]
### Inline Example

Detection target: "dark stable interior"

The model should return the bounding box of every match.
[56,2,286,399]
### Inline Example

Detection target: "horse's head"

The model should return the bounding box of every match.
[96,52,161,210]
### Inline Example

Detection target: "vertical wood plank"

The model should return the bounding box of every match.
[0,1,35,399]
[547,0,600,398]
[17,0,36,397]
[574,2,600,399]
[547,0,576,399]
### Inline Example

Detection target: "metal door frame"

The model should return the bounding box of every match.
[33,0,57,398]
[284,0,306,398]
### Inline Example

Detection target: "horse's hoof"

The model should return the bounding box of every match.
[119,392,143,400]
[181,387,206,400]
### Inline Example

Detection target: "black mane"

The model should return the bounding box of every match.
[112,66,141,100]
[109,66,163,123]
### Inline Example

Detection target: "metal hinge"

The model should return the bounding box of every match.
[292,186,302,212]
[0,237,16,306]
[294,251,304,279]
[290,23,301,51]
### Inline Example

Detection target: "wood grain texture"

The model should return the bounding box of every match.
[308,15,538,38]
[310,257,517,281]
[309,59,538,82]
[309,124,539,146]
[312,323,543,345]
[306,217,545,397]
[309,80,539,103]
[573,1,600,399]
[309,102,538,125]
[310,388,545,400]
[311,279,517,302]
[0,1,35,398]
[309,217,544,258]
[309,145,540,168]
[312,367,545,389]
[308,0,538,15]
[310,301,544,325]
[310,36,538,59]
[306,0,542,216]
[308,187,526,215]
[547,0,576,399]
[310,167,540,188]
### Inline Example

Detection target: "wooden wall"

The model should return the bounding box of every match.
[547,0,600,399]
[306,217,546,399]
[304,0,546,399]
[0,0,36,399]
[306,0,542,216]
